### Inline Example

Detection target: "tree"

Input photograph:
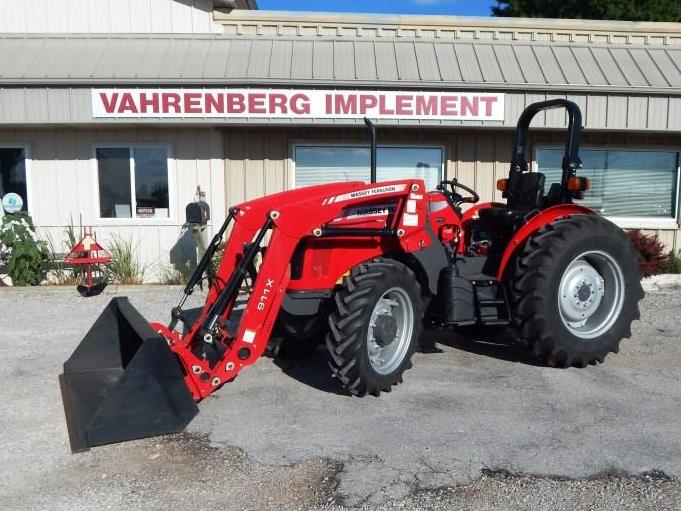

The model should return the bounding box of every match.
[492,0,681,22]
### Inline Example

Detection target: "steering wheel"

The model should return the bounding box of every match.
[436,179,480,208]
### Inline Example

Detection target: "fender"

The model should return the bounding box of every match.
[497,204,595,281]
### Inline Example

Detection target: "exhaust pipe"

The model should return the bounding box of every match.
[59,297,198,452]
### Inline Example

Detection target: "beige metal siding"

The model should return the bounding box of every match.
[0,0,222,33]
[223,127,681,251]
[2,87,681,134]
[0,127,225,280]
[224,128,515,209]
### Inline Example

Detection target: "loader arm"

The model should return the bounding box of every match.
[154,179,433,400]
[60,178,434,452]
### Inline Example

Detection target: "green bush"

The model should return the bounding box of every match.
[103,235,146,285]
[668,250,681,274]
[0,212,48,286]
[211,243,225,275]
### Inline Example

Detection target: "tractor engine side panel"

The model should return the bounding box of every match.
[287,188,449,294]
[287,197,406,291]
[287,237,402,291]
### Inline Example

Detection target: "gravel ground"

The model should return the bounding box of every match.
[1,284,680,510]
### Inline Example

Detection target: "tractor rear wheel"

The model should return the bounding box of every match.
[511,215,643,368]
[326,258,424,396]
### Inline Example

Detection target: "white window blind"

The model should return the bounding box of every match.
[537,148,679,219]
[295,146,443,192]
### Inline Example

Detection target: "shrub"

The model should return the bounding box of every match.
[626,229,669,277]
[103,235,146,285]
[668,250,681,274]
[211,243,225,275]
[0,212,48,286]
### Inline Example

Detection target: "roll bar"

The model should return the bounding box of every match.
[510,99,583,203]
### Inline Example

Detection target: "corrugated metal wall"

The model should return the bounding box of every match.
[0,0,221,33]
[0,127,225,280]
[224,127,681,250]
[0,125,677,283]
[2,88,681,133]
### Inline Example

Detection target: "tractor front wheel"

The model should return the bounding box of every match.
[511,215,644,367]
[326,258,424,396]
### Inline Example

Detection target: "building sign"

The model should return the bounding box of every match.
[92,89,505,121]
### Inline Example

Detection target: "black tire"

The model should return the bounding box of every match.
[273,311,327,358]
[326,258,424,396]
[510,214,644,368]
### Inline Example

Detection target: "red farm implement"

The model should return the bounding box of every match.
[64,227,111,297]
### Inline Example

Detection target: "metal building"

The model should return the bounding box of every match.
[0,0,679,280]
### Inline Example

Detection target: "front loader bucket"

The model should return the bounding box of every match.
[59,297,199,452]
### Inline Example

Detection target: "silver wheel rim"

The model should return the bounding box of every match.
[558,250,625,340]
[367,287,415,375]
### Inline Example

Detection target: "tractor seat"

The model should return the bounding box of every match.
[477,172,547,227]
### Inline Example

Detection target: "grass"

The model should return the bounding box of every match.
[43,224,82,286]
[103,235,146,285]
[667,250,681,274]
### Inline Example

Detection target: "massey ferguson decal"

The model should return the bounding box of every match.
[324,184,408,205]
[330,203,398,225]
[92,89,505,121]
[341,204,397,219]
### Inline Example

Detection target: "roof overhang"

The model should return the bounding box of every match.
[0,27,680,132]
[214,0,258,11]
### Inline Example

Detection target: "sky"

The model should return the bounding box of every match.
[256,0,495,17]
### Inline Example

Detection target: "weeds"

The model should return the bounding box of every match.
[44,233,81,285]
[64,218,78,252]
[103,235,146,285]
[43,218,83,286]
[159,263,193,285]
[667,250,681,274]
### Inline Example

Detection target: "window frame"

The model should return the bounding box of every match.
[533,144,681,230]
[0,143,32,216]
[290,141,447,191]
[93,143,175,224]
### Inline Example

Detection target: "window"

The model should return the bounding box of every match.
[537,148,679,222]
[0,148,27,211]
[294,145,444,191]
[97,146,170,219]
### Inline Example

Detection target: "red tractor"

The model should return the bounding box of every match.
[60,100,643,452]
